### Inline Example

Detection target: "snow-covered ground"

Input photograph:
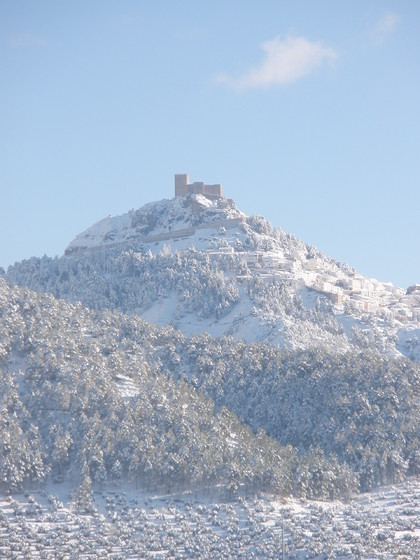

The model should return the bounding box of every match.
[116,374,141,399]
[1,479,419,559]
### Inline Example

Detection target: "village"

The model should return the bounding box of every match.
[173,174,420,324]
[206,242,420,323]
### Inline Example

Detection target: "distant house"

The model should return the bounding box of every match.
[407,284,420,295]
[329,292,343,306]
[175,173,223,199]
[262,253,284,268]
[245,252,263,265]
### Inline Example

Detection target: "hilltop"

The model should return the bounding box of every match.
[65,194,245,254]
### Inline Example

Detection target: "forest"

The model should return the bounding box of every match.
[1,277,419,503]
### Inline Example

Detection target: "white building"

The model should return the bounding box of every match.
[245,252,263,265]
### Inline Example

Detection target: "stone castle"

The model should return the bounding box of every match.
[175,173,223,199]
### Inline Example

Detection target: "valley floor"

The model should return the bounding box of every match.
[1,478,420,559]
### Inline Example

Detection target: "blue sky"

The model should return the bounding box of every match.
[1,1,419,288]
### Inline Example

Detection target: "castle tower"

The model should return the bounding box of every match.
[175,174,189,196]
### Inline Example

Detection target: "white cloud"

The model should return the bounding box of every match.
[216,35,338,91]
[8,33,48,48]
[373,11,400,37]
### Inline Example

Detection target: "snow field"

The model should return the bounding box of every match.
[1,478,420,559]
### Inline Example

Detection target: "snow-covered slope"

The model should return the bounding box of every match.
[8,193,420,360]
[66,195,245,254]
[2,479,420,559]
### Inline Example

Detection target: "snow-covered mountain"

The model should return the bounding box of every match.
[3,189,420,558]
[7,192,420,361]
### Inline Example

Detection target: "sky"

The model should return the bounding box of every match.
[1,1,419,288]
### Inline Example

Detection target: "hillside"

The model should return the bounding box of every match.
[0,278,300,498]
[6,193,420,360]
[1,277,420,558]
[1,277,420,497]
